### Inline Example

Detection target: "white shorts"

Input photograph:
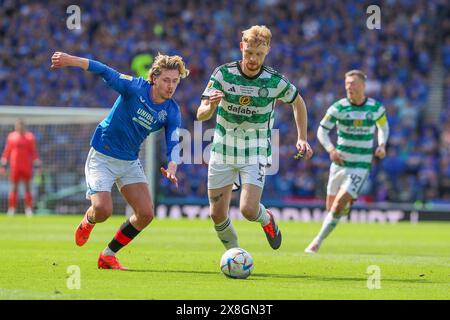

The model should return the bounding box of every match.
[85,148,148,199]
[327,163,369,199]
[207,162,266,190]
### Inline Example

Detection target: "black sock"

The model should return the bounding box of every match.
[107,219,141,253]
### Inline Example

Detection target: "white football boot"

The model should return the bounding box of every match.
[7,207,15,216]
[304,240,321,253]
[25,207,34,217]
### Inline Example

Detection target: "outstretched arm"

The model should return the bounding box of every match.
[51,52,89,70]
[291,94,313,160]
[51,52,134,96]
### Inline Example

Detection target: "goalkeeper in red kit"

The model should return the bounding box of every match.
[1,119,42,216]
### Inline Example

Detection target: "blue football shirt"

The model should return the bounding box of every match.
[87,60,181,163]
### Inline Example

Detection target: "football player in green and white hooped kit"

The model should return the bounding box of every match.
[197,25,313,252]
[305,70,389,253]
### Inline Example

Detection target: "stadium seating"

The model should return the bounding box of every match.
[0,0,448,204]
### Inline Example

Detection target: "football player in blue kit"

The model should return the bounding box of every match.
[51,51,189,270]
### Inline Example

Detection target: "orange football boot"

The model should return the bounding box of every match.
[75,213,95,246]
[98,253,128,270]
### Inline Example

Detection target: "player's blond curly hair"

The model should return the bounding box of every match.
[242,25,272,47]
[148,53,189,83]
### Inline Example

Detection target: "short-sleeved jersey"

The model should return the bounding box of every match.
[1,131,39,171]
[88,60,181,162]
[320,97,387,169]
[202,61,298,165]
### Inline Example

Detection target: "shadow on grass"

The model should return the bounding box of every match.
[124,269,434,283]
[126,269,218,275]
[253,274,434,283]
[352,252,447,258]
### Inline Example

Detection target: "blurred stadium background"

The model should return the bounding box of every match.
[0,0,449,222]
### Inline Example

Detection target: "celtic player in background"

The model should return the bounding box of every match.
[197,25,313,251]
[305,70,389,253]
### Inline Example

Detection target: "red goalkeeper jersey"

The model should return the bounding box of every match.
[1,131,39,172]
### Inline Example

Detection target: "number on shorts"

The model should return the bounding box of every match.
[257,163,265,182]
[350,174,363,192]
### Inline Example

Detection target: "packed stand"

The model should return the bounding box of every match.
[0,0,448,204]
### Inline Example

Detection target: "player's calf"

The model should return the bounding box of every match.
[102,218,142,257]
[130,208,154,230]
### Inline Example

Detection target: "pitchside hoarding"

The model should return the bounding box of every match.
[155,203,450,223]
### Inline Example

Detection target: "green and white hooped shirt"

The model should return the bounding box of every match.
[202,61,298,166]
[320,97,388,170]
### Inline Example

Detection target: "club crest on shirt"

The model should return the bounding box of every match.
[258,87,269,98]
[158,110,168,122]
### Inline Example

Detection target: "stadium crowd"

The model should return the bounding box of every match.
[0,0,449,205]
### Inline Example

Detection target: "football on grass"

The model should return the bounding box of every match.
[220,248,254,279]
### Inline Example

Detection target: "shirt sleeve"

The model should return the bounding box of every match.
[317,125,335,153]
[164,106,182,164]
[87,59,139,96]
[375,107,389,145]
[1,134,12,162]
[277,78,298,104]
[201,67,224,99]
[319,106,338,131]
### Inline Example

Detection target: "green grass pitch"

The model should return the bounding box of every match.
[0,215,448,300]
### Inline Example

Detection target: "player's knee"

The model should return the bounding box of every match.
[136,207,154,225]
[240,204,258,220]
[209,207,227,223]
[92,204,112,222]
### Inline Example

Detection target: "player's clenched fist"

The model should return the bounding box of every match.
[296,139,313,160]
[375,145,386,159]
[209,90,224,105]
[329,148,344,166]
[51,52,70,69]
[51,52,89,70]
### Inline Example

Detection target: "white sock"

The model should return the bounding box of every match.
[102,246,116,256]
[253,204,271,226]
[214,217,239,249]
[315,211,341,243]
